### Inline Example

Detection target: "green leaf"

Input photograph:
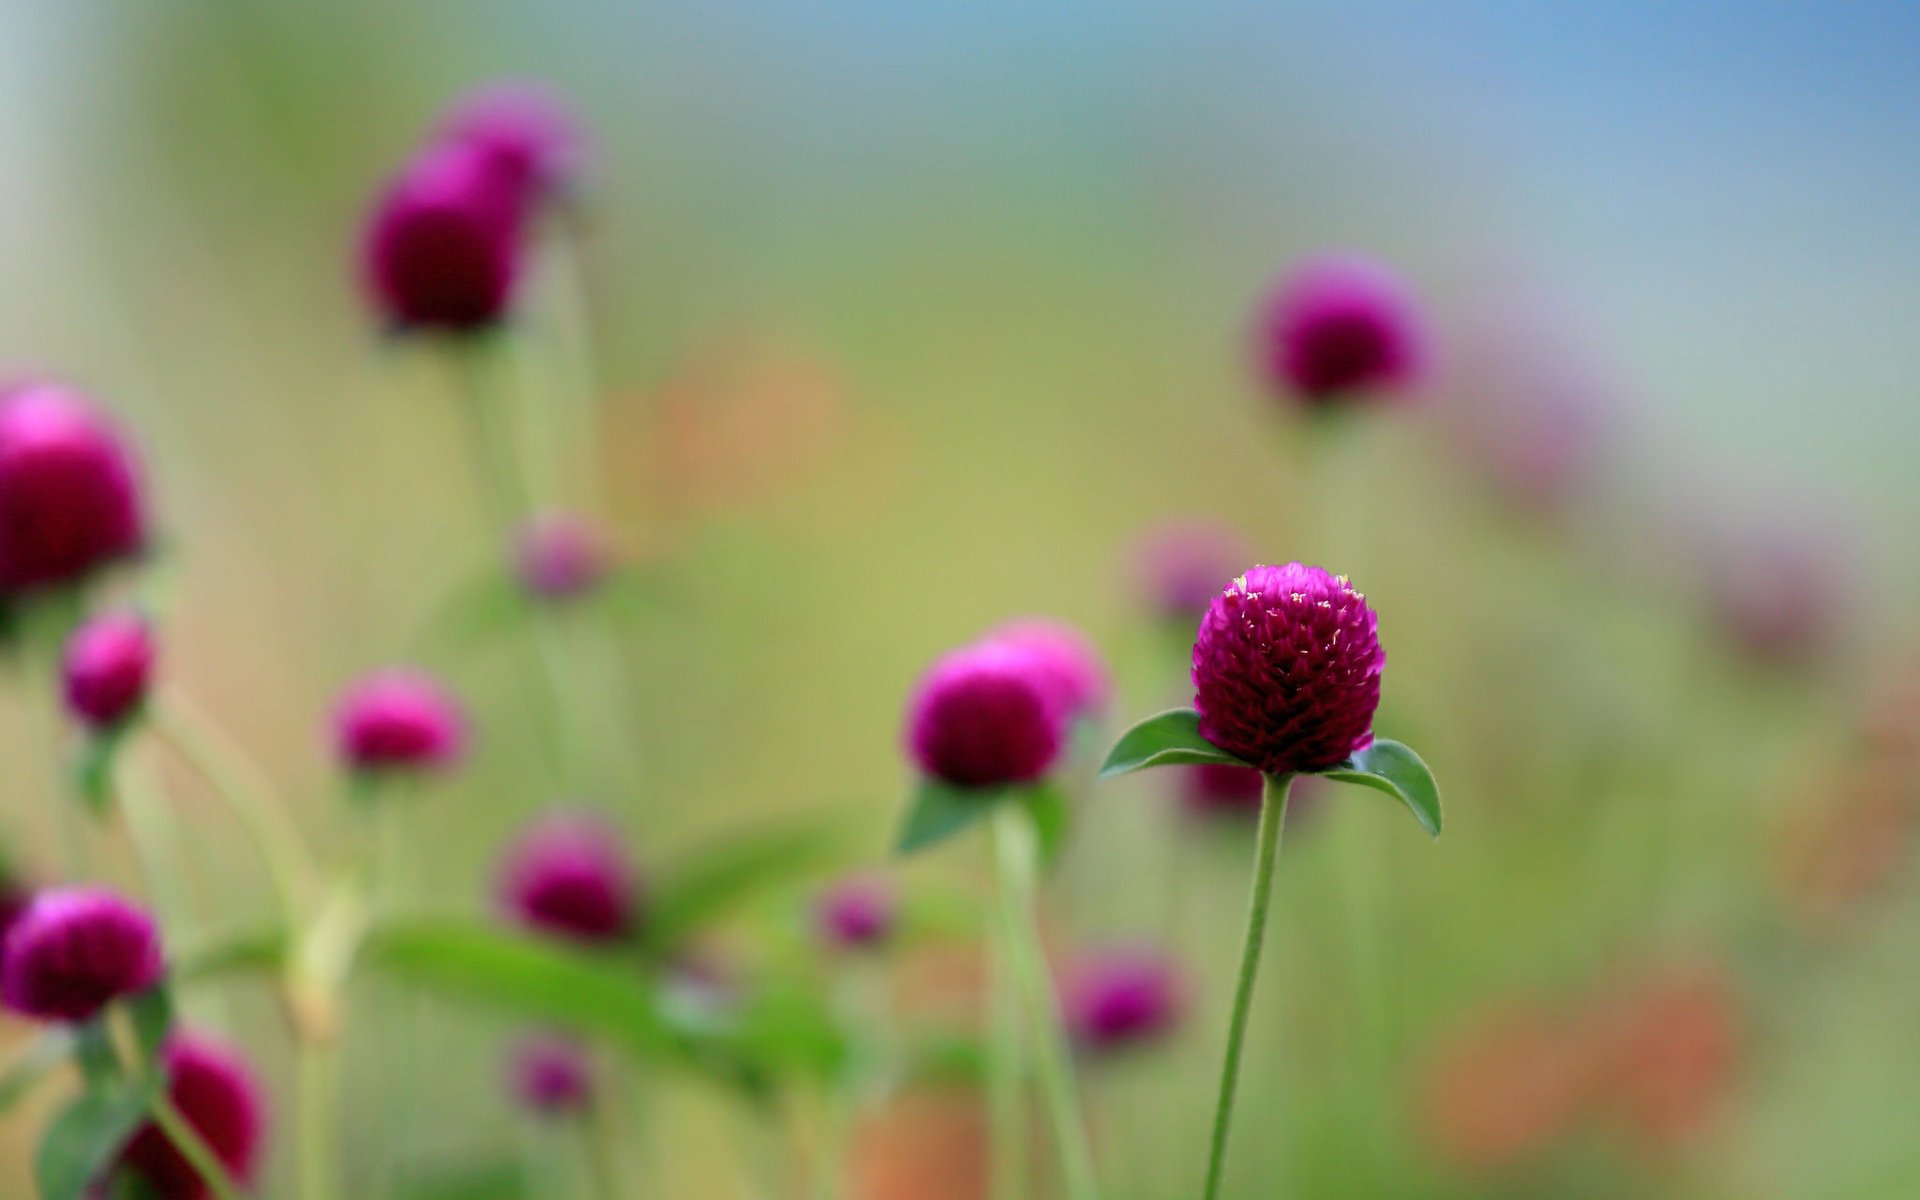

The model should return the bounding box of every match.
[35,1085,155,1200]
[1020,784,1071,869]
[1097,709,1249,778]
[0,1029,75,1113]
[126,986,174,1067]
[173,924,290,983]
[645,813,856,953]
[1321,738,1443,838]
[895,780,1004,856]
[360,919,671,1059]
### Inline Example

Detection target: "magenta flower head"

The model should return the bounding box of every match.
[1192,564,1382,776]
[112,1032,267,1200]
[361,141,525,334]
[513,511,611,602]
[1255,253,1429,405]
[0,383,146,596]
[497,810,640,944]
[508,1031,592,1115]
[815,873,898,951]
[62,610,155,732]
[436,80,588,206]
[1064,947,1185,1053]
[331,668,467,776]
[905,642,1064,789]
[1,886,163,1022]
[983,618,1111,723]
[1132,519,1251,625]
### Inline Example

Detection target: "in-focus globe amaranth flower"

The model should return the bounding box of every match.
[361,141,527,333]
[1255,253,1429,404]
[1,886,163,1022]
[497,811,641,944]
[905,642,1064,789]
[982,618,1111,723]
[1131,518,1251,625]
[1063,947,1185,1052]
[1192,563,1383,776]
[514,510,611,602]
[331,668,467,776]
[0,382,146,595]
[109,1032,267,1200]
[436,79,588,206]
[62,610,155,731]
[509,1031,593,1114]
[816,873,898,951]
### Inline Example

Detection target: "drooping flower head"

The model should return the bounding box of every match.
[111,1033,268,1200]
[1191,564,1382,776]
[1063,947,1185,1052]
[436,80,588,206]
[1,887,163,1022]
[497,810,640,944]
[816,873,898,951]
[62,610,155,732]
[508,1031,593,1114]
[331,668,467,776]
[0,383,147,595]
[905,642,1064,789]
[513,511,611,602]
[982,618,1111,723]
[1131,519,1251,626]
[361,141,526,334]
[1255,254,1429,405]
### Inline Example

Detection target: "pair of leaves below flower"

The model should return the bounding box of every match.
[1099,708,1443,838]
[896,780,1070,863]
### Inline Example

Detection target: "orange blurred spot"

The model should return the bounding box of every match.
[1585,964,1742,1153]
[1416,1002,1597,1173]
[848,1089,987,1200]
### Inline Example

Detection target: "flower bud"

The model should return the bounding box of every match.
[1,887,163,1022]
[62,610,154,731]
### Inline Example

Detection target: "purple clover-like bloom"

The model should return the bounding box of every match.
[111,1032,268,1200]
[983,618,1111,723]
[0,383,147,595]
[436,80,588,206]
[1256,254,1428,404]
[1064,947,1185,1052]
[1192,564,1383,776]
[816,873,898,951]
[62,610,155,731]
[905,642,1064,789]
[497,811,641,944]
[1,887,163,1023]
[1133,519,1251,625]
[513,511,611,602]
[509,1031,593,1114]
[361,141,526,333]
[331,668,467,775]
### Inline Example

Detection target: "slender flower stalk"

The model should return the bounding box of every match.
[1200,774,1291,1200]
[988,918,1029,1200]
[145,1093,245,1200]
[991,807,1098,1200]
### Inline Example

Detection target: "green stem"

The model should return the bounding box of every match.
[582,1098,625,1200]
[1200,773,1291,1200]
[296,1036,339,1200]
[988,906,1027,1200]
[150,692,313,916]
[150,1091,244,1200]
[991,807,1098,1200]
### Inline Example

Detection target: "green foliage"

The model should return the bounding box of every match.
[645,812,857,953]
[1097,708,1249,778]
[1322,738,1444,837]
[895,778,1005,854]
[35,1085,155,1200]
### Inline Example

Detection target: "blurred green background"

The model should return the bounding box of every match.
[3,3,1920,1198]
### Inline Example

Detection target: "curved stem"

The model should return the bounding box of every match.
[991,807,1098,1200]
[296,1036,339,1200]
[150,1091,244,1200]
[150,692,313,915]
[1200,773,1291,1200]
[988,909,1027,1200]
